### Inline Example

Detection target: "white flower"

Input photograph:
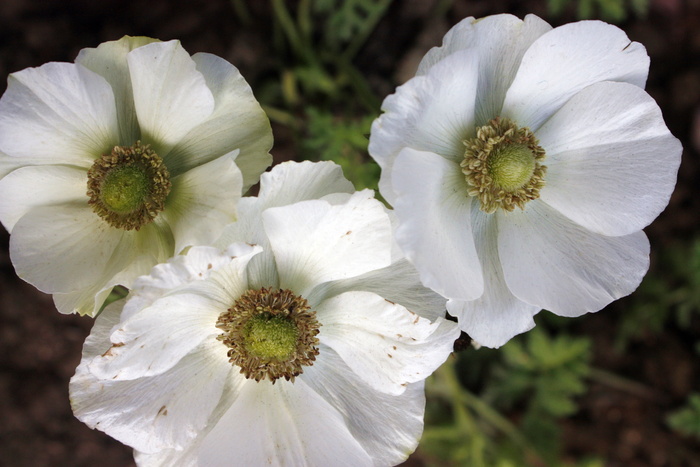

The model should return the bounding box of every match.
[0,36,273,316]
[369,14,682,348]
[70,161,459,466]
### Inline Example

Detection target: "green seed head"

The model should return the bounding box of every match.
[461,117,547,213]
[243,313,299,361]
[217,288,320,383]
[100,166,150,214]
[488,143,537,191]
[87,142,171,230]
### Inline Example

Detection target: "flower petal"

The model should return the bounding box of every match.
[537,81,681,236]
[164,52,272,186]
[263,191,393,296]
[122,243,259,321]
[257,160,355,209]
[9,204,124,293]
[446,204,539,348]
[87,245,260,378]
[0,62,118,166]
[71,323,232,454]
[503,20,649,131]
[162,152,242,255]
[498,201,650,316]
[369,49,479,204]
[303,349,425,466]
[127,41,215,155]
[0,165,87,231]
[212,198,280,290]
[76,36,160,145]
[417,14,552,125]
[50,220,174,316]
[53,283,115,317]
[318,290,459,395]
[87,292,224,380]
[198,378,373,467]
[308,258,448,322]
[391,148,483,301]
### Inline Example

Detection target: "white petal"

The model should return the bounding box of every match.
[498,201,650,316]
[446,205,539,348]
[92,244,260,374]
[308,258,448,322]
[212,198,280,290]
[76,36,160,145]
[417,14,552,125]
[71,336,231,453]
[53,283,114,317]
[164,52,272,187]
[199,378,373,467]
[318,290,459,395]
[263,192,393,296]
[503,20,649,131]
[9,204,124,293]
[303,349,425,465]
[50,221,174,316]
[87,291,224,380]
[0,62,118,166]
[0,165,87,231]
[134,447,198,467]
[127,41,215,155]
[369,49,479,204]
[391,148,483,300]
[257,160,355,209]
[123,243,260,321]
[537,81,681,236]
[0,150,17,179]
[213,161,357,289]
[162,152,242,255]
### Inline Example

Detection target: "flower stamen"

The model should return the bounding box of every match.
[461,117,547,213]
[87,141,171,230]
[216,288,320,383]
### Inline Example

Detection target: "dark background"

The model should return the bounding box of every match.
[0,0,698,465]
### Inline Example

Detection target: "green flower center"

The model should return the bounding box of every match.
[461,117,547,213]
[243,313,299,361]
[216,288,320,383]
[100,166,150,213]
[87,141,171,230]
[487,143,536,191]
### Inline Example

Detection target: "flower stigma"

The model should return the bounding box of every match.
[87,141,171,230]
[216,287,321,383]
[461,117,547,213]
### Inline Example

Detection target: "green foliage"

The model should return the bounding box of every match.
[487,328,592,461]
[96,285,129,316]
[302,108,380,190]
[251,1,386,193]
[490,327,591,418]
[547,0,649,22]
[668,393,700,438]
[616,237,700,349]
[266,0,385,113]
[311,0,393,56]
[420,328,594,466]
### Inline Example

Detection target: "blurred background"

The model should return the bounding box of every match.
[0,0,698,465]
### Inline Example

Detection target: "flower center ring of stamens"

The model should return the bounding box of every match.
[87,141,171,230]
[461,117,547,213]
[216,288,321,383]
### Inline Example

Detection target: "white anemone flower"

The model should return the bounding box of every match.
[0,36,272,316]
[369,14,682,347]
[70,161,459,466]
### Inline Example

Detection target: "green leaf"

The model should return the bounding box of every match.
[668,393,700,438]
